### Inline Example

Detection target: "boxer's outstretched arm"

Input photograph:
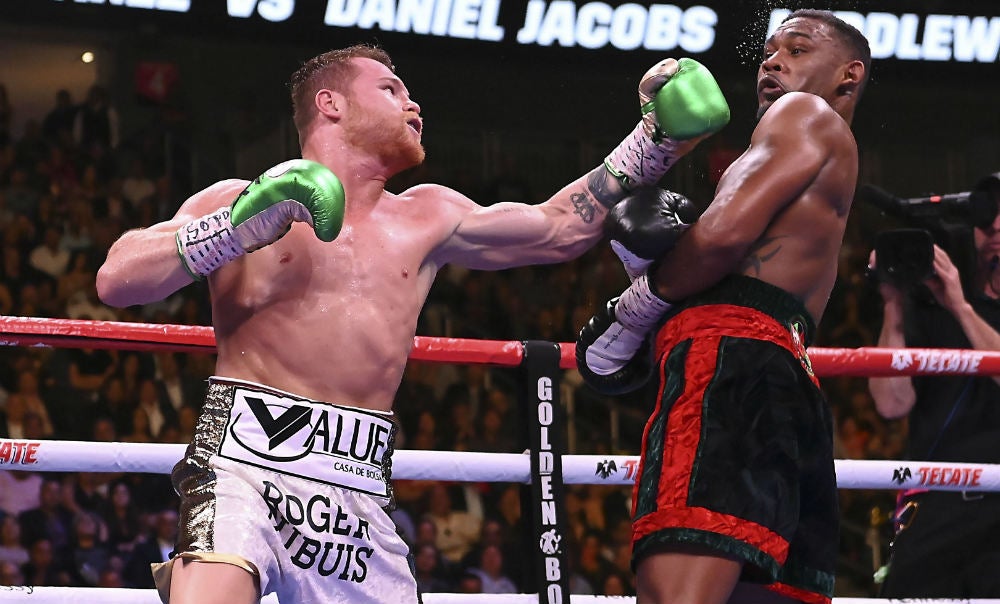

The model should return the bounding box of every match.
[97,180,246,307]
[435,167,622,270]
[437,56,728,270]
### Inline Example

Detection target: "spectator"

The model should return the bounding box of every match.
[602,571,633,596]
[412,515,456,579]
[60,200,95,254]
[467,544,517,594]
[134,378,177,441]
[15,120,49,170]
[42,145,80,198]
[62,472,109,520]
[21,538,70,587]
[461,516,523,590]
[68,511,111,586]
[152,351,203,413]
[89,376,132,440]
[74,85,119,153]
[425,482,483,566]
[57,251,95,307]
[6,369,54,437]
[0,559,24,587]
[408,409,440,451]
[574,530,613,593]
[90,416,118,443]
[123,508,176,588]
[456,571,483,594]
[101,480,143,556]
[470,405,515,453]
[1,390,27,439]
[66,284,118,321]
[176,404,199,444]
[120,157,156,210]
[413,543,452,595]
[1,243,45,305]
[440,393,477,452]
[0,470,43,519]
[21,411,50,441]
[42,89,77,145]
[66,346,118,403]
[2,165,40,217]
[0,515,29,568]
[97,564,125,588]
[72,162,107,207]
[122,406,154,444]
[18,478,74,555]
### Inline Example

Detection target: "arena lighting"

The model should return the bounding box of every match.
[80,50,95,63]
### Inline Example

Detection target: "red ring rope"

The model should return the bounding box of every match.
[1,315,996,376]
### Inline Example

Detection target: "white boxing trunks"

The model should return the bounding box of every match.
[152,377,418,604]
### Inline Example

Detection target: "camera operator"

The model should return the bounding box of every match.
[868,176,1000,598]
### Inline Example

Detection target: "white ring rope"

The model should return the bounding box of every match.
[0,587,998,604]
[1,439,998,492]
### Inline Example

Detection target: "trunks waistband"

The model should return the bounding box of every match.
[656,276,816,381]
[210,377,396,500]
[671,274,815,345]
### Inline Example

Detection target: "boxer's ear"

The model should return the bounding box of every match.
[316,89,346,119]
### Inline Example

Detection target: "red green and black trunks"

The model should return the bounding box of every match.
[632,275,837,604]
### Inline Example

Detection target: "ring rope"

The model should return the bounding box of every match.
[0,315,996,375]
[1,439,997,491]
[1,316,994,602]
[0,586,997,604]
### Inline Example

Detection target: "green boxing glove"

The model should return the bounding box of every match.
[605,58,730,192]
[641,57,730,142]
[176,159,345,279]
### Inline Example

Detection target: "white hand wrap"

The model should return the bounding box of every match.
[617,274,673,333]
[604,123,683,191]
[610,239,653,282]
[584,320,649,376]
[584,275,672,376]
[175,207,244,279]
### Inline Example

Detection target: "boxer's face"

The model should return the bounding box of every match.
[342,58,425,171]
[757,17,848,117]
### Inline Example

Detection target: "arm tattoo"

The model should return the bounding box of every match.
[586,166,626,209]
[570,191,597,224]
[740,236,785,275]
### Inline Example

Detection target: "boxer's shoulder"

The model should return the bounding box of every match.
[178,179,249,219]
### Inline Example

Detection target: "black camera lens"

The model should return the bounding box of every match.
[875,229,934,288]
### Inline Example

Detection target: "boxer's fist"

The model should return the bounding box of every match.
[576,275,673,395]
[176,159,345,278]
[605,187,699,281]
[575,298,655,395]
[639,58,730,142]
[604,59,729,191]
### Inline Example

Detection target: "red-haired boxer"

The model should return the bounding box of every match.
[97,44,729,604]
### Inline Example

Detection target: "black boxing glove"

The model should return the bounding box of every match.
[605,187,699,281]
[576,275,672,395]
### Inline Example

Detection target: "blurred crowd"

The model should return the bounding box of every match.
[0,80,905,596]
